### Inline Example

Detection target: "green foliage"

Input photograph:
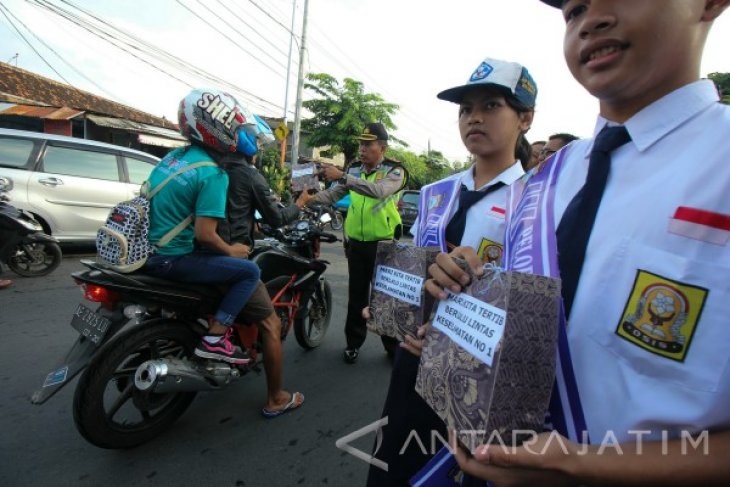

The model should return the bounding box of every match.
[302,73,399,163]
[257,146,292,204]
[300,71,468,183]
[708,72,730,105]
[386,146,453,190]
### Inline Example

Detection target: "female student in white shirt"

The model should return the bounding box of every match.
[366,57,538,487]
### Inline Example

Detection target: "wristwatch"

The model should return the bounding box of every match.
[338,174,348,186]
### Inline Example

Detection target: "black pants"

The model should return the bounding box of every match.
[366,348,486,487]
[366,347,447,486]
[345,239,397,353]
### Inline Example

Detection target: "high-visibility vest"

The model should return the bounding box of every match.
[345,159,407,241]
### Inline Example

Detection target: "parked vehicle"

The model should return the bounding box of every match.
[397,190,420,231]
[0,178,62,276]
[310,203,344,230]
[31,211,338,449]
[0,128,160,243]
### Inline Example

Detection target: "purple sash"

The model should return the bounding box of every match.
[414,179,461,251]
[504,149,589,444]
[411,157,587,486]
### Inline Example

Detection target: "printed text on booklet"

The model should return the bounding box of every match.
[373,265,424,307]
[432,291,505,366]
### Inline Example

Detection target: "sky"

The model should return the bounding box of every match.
[0,0,728,162]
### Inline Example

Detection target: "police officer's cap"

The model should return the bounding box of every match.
[357,123,389,142]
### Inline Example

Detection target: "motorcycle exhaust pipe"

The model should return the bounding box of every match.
[134,358,240,393]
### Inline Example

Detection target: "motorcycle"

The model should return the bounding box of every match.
[0,179,62,277]
[310,203,344,231]
[31,210,339,449]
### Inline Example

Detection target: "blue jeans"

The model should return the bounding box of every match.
[144,252,261,327]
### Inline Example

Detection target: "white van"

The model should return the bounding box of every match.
[0,128,161,243]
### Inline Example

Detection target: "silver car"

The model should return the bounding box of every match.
[0,128,160,243]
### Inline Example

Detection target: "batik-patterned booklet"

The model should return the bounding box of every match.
[366,242,441,342]
[415,263,561,447]
[291,162,319,192]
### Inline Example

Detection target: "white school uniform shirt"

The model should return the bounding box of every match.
[553,79,730,443]
[411,162,524,260]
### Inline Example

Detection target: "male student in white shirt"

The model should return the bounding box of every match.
[427,0,730,485]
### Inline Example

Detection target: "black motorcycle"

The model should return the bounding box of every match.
[31,210,338,449]
[0,181,62,277]
[310,203,344,231]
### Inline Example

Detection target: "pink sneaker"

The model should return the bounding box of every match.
[194,328,251,364]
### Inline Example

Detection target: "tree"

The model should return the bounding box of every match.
[385,147,452,190]
[257,146,292,203]
[302,73,399,164]
[708,72,730,104]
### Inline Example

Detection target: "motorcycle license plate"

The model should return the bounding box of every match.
[70,303,112,346]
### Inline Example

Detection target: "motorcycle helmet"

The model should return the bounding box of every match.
[177,88,274,157]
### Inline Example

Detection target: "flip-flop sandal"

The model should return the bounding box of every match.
[261,392,304,419]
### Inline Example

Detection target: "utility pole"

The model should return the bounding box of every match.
[280,0,297,168]
[291,0,309,166]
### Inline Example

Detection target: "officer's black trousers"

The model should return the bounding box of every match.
[344,239,398,354]
[344,239,378,349]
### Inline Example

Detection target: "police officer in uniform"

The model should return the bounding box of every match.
[300,123,408,363]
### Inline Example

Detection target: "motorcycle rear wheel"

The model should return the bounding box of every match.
[73,320,198,449]
[8,241,62,277]
[294,278,332,349]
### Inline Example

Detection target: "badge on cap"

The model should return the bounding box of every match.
[469,62,494,82]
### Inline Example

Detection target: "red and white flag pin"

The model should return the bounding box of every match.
[668,206,730,246]
[489,206,506,218]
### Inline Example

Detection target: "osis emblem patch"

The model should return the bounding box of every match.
[477,238,503,266]
[616,269,708,362]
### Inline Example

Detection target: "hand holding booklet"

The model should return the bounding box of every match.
[366,241,441,342]
[291,162,319,192]
[415,263,561,449]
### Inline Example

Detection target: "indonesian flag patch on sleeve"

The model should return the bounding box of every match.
[668,207,730,246]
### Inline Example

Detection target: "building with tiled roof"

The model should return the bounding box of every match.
[0,62,186,156]
[0,62,337,164]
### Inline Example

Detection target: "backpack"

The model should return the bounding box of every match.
[95,161,218,273]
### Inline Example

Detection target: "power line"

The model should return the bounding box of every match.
[46,0,283,112]
[247,0,296,38]
[302,18,460,154]
[29,0,193,87]
[27,0,287,115]
[213,0,292,61]
[0,1,74,85]
[2,2,122,101]
[35,0,269,112]
[248,2,435,150]
[190,0,289,72]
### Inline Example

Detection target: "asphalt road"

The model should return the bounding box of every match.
[0,237,402,487]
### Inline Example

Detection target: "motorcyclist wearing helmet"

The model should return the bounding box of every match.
[217,114,305,246]
[216,114,307,417]
[142,88,262,365]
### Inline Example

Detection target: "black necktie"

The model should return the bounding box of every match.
[445,182,505,247]
[556,126,631,318]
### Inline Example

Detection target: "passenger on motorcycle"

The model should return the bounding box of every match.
[216,113,307,416]
[142,88,262,365]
